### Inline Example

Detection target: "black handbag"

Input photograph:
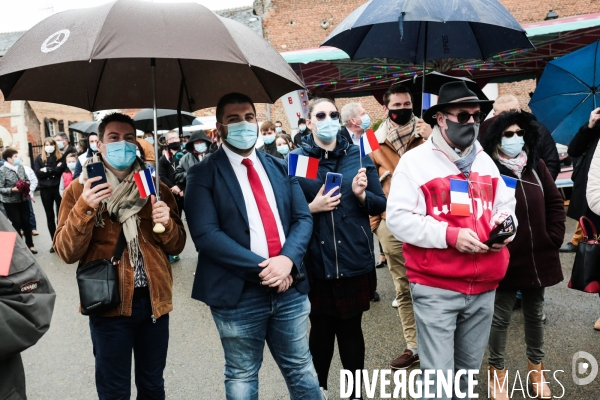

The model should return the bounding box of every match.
[568,216,600,293]
[76,231,127,315]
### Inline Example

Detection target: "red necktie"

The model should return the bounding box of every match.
[241,158,282,258]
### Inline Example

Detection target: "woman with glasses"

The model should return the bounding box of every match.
[290,98,386,400]
[482,111,565,400]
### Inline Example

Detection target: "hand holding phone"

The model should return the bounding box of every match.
[483,216,515,247]
[86,162,107,189]
[81,162,112,208]
[324,172,343,197]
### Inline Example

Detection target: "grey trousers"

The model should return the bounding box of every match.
[410,283,495,400]
[488,288,545,369]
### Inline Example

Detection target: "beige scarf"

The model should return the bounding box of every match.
[80,154,148,268]
[385,116,418,156]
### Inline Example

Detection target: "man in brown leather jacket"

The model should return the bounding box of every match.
[369,83,431,370]
[53,112,186,399]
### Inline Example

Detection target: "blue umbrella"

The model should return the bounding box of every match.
[322,0,533,114]
[529,41,600,145]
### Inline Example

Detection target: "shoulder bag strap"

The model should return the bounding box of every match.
[111,230,127,263]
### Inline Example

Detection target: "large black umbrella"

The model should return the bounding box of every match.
[68,121,99,135]
[322,0,534,114]
[133,109,198,132]
[0,0,303,231]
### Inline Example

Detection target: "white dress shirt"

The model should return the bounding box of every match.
[24,166,38,196]
[222,145,286,259]
[349,129,363,146]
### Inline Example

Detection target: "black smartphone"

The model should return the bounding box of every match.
[324,172,343,197]
[483,216,515,247]
[86,162,107,189]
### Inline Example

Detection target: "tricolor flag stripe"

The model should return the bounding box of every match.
[450,191,470,204]
[288,153,319,179]
[501,175,517,198]
[133,173,145,197]
[134,169,156,199]
[449,178,471,216]
[451,204,471,216]
[359,129,380,157]
[450,179,469,193]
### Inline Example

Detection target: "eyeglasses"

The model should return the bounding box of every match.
[445,111,484,124]
[315,111,340,121]
[502,129,525,138]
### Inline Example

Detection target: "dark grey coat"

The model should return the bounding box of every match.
[0,213,56,399]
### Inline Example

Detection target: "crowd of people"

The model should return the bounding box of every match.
[1,80,598,400]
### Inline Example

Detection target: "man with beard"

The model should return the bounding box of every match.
[386,82,517,399]
[369,83,431,370]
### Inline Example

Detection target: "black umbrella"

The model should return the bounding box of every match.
[68,121,99,134]
[133,109,198,132]
[322,0,534,114]
[0,0,303,232]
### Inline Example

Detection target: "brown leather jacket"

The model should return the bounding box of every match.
[369,117,425,231]
[54,179,186,319]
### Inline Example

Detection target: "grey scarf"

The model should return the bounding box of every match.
[431,126,477,177]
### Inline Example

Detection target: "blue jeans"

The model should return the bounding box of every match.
[210,284,320,400]
[28,198,36,230]
[89,296,169,400]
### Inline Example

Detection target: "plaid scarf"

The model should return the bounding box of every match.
[498,150,528,178]
[386,116,418,156]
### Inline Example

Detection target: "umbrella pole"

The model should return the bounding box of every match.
[151,58,165,234]
[421,23,428,118]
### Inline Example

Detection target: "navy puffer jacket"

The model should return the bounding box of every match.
[290,133,386,280]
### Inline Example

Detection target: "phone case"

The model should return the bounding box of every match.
[86,162,107,189]
[324,172,342,196]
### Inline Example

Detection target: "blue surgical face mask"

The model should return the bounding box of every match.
[298,125,306,132]
[145,136,154,145]
[315,118,340,143]
[57,141,65,150]
[359,114,371,130]
[13,158,22,166]
[67,162,76,170]
[194,142,207,153]
[277,144,290,155]
[90,142,98,152]
[275,127,283,133]
[225,121,258,150]
[500,135,525,158]
[262,134,276,145]
[104,140,138,170]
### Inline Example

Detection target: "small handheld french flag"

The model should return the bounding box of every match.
[133,169,156,199]
[359,129,380,157]
[288,153,319,180]
[450,179,471,217]
[501,175,518,198]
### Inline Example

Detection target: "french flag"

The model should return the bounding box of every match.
[288,153,319,180]
[133,169,156,199]
[450,179,471,217]
[501,175,518,198]
[359,129,380,157]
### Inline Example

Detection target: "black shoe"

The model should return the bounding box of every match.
[559,242,577,253]
[372,291,380,302]
[49,247,55,253]
[513,298,522,311]
[375,260,387,269]
[29,247,38,254]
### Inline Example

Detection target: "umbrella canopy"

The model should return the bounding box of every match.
[399,71,487,98]
[133,109,198,132]
[530,41,600,145]
[0,0,303,111]
[68,121,99,134]
[321,0,534,63]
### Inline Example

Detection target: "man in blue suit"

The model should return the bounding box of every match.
[186,93,320,400]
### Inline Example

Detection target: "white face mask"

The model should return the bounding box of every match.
[45,145,55,154]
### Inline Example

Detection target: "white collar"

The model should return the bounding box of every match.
[222,143,258,166]
[3,162,19,172]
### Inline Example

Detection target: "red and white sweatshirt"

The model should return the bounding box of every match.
[386,139,517,295]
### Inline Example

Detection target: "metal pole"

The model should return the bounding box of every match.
[421,22,428,118]
[151,58,165,233]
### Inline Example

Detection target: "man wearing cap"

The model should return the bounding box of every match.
[386,81,517,398]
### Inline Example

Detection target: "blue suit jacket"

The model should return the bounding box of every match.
[185,146,313,307]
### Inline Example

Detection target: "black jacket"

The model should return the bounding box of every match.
[158,152,179,189]
[34,153,66,188]
[0,213,56,400]
[567,123,600,224]
[291,133,386,280]
[257,141,284,159]
[293,129,312,147]
[61,145,77,158]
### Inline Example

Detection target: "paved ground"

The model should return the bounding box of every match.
[20,196,600,399]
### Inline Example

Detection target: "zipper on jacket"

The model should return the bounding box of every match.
[361,226,373,259]
[467,177,479,295]
[519,182,542,286]
[138,244,157,323]
[330,211,340,278]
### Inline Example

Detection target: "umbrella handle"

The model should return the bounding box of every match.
[153,223,166,234]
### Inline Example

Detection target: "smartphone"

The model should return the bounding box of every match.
[483,216,515,247]
[86,162,107,189]
[324,172,343,196]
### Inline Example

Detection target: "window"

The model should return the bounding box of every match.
[58,120,64,133]
[45,118,55,137]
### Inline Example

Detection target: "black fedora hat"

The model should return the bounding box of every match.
[424,81,493,125]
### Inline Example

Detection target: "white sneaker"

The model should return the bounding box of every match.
[320,387,329,400]
[392,299,398,308]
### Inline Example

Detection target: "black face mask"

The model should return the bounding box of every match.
[168,142,181,151]
[444,119,479,149]
[388,108,413,126]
